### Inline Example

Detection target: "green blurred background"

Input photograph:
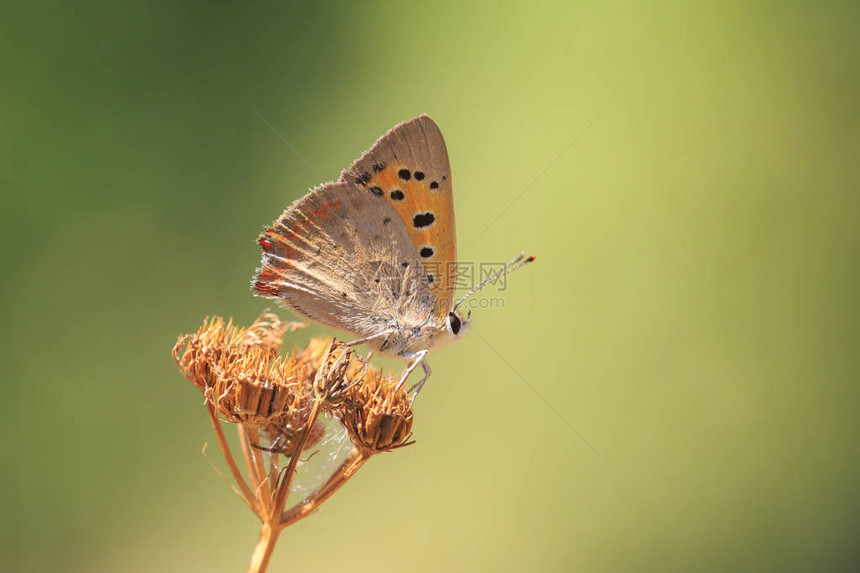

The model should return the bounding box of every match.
[3,1,859,571]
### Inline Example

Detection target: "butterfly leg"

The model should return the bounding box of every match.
[344,329,395,349]
[395,350,429,392]
[407,359,432,395]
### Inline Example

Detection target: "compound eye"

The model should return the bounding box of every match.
[448,312,462,335]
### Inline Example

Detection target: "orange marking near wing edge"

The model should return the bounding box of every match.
[310,200,342,219]
[254,266,284,296]
[254,281,279,295]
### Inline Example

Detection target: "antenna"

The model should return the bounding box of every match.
[453,252,536,312]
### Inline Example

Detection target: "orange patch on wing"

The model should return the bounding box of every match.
[366,163,456,308]
[372,168,400,190]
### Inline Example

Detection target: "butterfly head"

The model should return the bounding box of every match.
[446,310,470,340]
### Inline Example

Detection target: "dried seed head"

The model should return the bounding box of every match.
[173,313,331,432]
[337,368,415,455]
[313,344,369,408]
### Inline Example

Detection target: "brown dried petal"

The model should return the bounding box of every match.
[241,311,304,352]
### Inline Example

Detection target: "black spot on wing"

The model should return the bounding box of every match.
[413,211,435,229]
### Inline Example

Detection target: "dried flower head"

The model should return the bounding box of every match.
[173,313,331,436]
[337,365,415,454]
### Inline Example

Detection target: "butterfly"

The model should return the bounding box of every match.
[252,115,534,393]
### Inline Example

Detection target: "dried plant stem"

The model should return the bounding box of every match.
[270,400,322,518]
[267,449,281,496]
[237,425,263,511]
[280,446,369,527]
[248,522,281,573]
[246,399,323,573]
[206,403,257,513]
[244,427,273,505]
[246,444,368,572]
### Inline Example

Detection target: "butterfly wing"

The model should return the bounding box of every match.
[341,115,456,320]
[253,182,435,338]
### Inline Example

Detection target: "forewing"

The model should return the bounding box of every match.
[341,115,456,318]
